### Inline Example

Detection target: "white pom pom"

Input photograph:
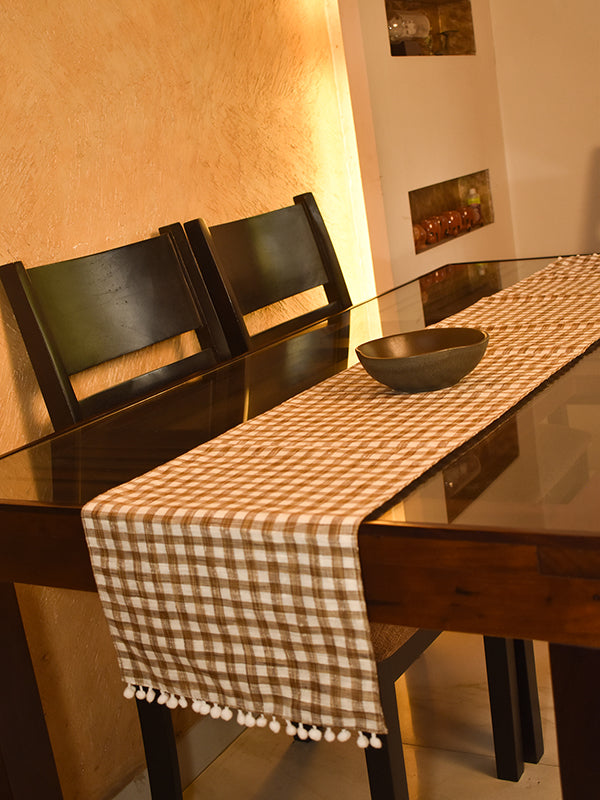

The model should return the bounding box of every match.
[221,706,233,721]
[308,725,322,741]
[157,692,169,705]
[135,687,146,700]
[256,714,267,728]
[357,731,369,749]
[269,717,281,733]
[324,727,336,742]
[370,733,383,749]
[237,709,246,726]
[297,723,308,742]
[296,723,309,740]
[210,703,221,719]
[198,700,211,715]
[178,696,188,709]
[337,728,351,743]
[192,699,203,713]
[244,712,256,727]
[145,687,156,703]
[166,694,179,709]
[285,720,297,736]
[123,684,136,699]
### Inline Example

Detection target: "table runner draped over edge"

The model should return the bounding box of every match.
[82,253,600,747]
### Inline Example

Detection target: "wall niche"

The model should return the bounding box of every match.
[385,0,475,56]
[410,169,493,253]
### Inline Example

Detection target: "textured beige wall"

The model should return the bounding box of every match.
[0,0,374,454]
[0,2,373,797]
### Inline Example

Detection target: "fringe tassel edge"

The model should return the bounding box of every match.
[124,683,383,749]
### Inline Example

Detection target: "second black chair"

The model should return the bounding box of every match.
[175,192,352,356]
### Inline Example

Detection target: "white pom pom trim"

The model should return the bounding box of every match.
[122,685,385,748]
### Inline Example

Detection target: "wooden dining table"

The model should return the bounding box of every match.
[1,255,599,799]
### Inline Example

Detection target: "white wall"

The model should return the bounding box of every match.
[490,0,600,257]
[339,0,516,291]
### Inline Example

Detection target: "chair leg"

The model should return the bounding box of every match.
[364,630,440,800]
[136,699,183,800]
[484,636,526,781]
[364,733,408,800]
[513,639,544,763]
[364,661,410,800]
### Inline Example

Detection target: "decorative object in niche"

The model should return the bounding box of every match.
[388,12,431,42]
[409,170,493,253]
[385,0,476,56]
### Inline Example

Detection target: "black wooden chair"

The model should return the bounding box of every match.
[0,230,240,800]
[173,192,352,356]
[366,628,543,798]
[0,229,231,430]
[136,624,542,800]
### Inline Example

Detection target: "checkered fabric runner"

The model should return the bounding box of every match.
[82,253,600,745]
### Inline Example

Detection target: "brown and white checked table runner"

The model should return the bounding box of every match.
[82,253,600,746]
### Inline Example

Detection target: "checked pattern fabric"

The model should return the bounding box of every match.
[82,253,600,744]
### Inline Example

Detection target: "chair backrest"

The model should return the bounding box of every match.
[0,228,231,430]
[180,193,352,355]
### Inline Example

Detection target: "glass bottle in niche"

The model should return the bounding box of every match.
[388,12,430,43]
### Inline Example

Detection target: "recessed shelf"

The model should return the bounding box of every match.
[409,169,494,253]
[385,0,476,56]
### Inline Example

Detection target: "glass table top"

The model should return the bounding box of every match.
[4,254,598,540]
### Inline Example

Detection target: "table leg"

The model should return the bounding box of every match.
[0,582,63,798]
[549,643,600,800]
[513,639,544,763]
[483,636,524,781]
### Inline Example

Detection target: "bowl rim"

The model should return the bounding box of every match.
[355,327,489,361]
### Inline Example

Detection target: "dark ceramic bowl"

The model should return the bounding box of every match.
[356,327,489,393]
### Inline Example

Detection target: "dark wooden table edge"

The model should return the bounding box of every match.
[4,499,600,648]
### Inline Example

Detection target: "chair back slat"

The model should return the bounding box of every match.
[26,235,205,374]
[209,205,327,314]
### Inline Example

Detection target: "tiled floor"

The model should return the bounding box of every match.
[183,632,561,799]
